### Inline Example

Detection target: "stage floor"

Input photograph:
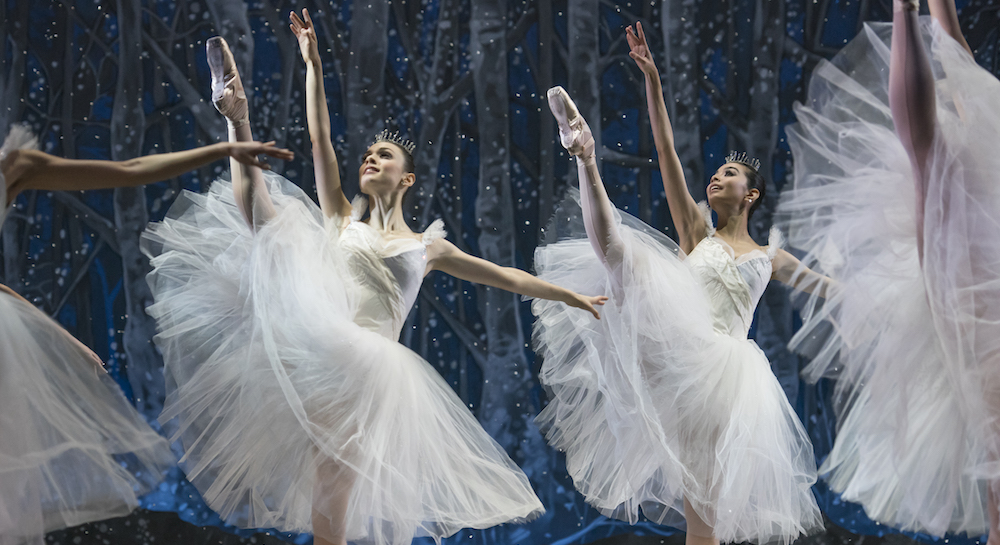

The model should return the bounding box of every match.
[44,510,940,545]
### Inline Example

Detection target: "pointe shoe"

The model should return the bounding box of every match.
[207,37,249,128]
[547,86,595,162]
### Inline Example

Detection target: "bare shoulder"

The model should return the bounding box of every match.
[425,237,459,262]
[770,247,802,282]
[771,247,797,266]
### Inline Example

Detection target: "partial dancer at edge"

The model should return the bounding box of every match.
[779,0,1000,539]
[531,23,828,545]
[0,125,290,545]
[141,10,606,545]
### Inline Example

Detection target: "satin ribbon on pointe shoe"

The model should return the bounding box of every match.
[547,86,596,166]
[207,37,249,129]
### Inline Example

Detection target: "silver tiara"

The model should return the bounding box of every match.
[725,151,761,173]
[371,129,415,154]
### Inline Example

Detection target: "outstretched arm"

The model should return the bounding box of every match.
[928,0,973,55]
[771,249,835,298]
[2,141,293,203]
[890,0,937,257]
[291,9,352,220]
[626,23,705,253]
[427,238,608,319]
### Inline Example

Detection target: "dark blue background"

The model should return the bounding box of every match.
[2,0,998,543]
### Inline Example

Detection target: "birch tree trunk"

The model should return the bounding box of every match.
[662,0,705,201]
[112,0,163,414]
[1,1,29,290]
[536,1,556,234]
[206,0,254,76]
[411,0,461,229]
[345,0,389,198]
[567,0,602,166]
[469,0,533,455]
[745,0,800,404]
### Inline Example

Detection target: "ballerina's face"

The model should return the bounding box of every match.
[359,142,414,196]
[707,162,757,212]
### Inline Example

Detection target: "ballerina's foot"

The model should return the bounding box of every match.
[547,86,595,161]
[207,37,249,127]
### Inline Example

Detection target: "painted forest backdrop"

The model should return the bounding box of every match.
[3,0,1000,543]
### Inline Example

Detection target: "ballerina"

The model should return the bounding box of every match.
[529,23,831,545]
[778,0,1000,538]
[0,124,291,545]
[140,10,606,545]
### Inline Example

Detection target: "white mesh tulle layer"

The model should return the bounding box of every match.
[530,191,821,545]
[0,126,174,545]
[778,19,1000,536]
[141,173,542,545]
[0,297,175,545]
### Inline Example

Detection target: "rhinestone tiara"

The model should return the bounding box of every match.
[725,151,761,173]
[371,129,416,154]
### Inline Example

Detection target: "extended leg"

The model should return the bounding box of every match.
[311,457,357,545]
[684,497,720,545]
[547,87,624,273]
[207,37,276,228]
[928,0,973,56]
[889,0,937,260]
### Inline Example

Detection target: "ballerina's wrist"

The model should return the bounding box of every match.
[576,153,597,166]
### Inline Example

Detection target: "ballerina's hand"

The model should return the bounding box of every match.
[626,22,657,76]
[227,141,295,170]
[569,293,609,320]
[289,8,321,64]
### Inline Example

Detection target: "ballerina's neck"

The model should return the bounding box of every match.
[713,209,753,241]
[365,191,413,234]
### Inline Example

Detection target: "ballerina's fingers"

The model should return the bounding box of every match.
[625,25,638,50]
[289,10,305,30]
[228,141,295,170]
[258,141,295,161]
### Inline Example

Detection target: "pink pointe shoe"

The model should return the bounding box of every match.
[207,37,249,128]
[547,86,595,162]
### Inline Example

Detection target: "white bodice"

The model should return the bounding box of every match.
[686,235,777,339]
[337,219,445,341]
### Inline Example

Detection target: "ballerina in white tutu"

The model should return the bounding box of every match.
[141,10,606,545]
[530,22,831,545]
[0,124,290,545]
[779,0,1000,539]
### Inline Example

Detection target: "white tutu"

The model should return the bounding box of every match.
[531,191,821,545]
[0,126,174,545]
[141,173,543,545]
[779,19,1000,536]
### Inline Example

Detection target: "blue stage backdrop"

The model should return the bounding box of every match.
[2,0,998,543]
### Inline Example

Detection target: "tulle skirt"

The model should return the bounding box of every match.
[778,18,1000,536]
[141,173,543,545]
[530,192,822,545]
[0,293,174,545]
[0,125,174,545]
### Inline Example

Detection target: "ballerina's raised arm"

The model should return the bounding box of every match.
[626,22,706,253]
[290,9,607,320]
[625,22,831,297]
[290,9,352,223]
